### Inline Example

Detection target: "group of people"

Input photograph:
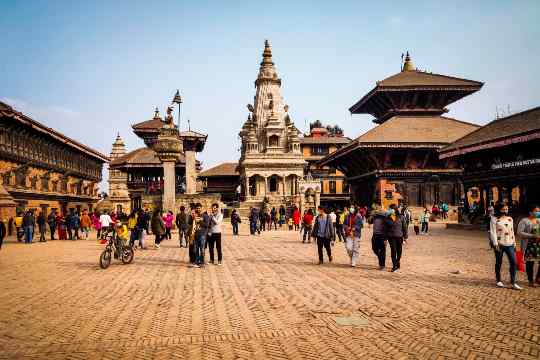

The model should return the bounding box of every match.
[247,205,300,235]
[489,202,540,289]
[10,209,94,244]
[143,203,224,268]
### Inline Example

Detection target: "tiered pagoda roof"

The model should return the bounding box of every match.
[349,53,484,124]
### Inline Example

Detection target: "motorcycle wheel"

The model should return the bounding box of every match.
[99,249,112,269]
[121,247,134,264]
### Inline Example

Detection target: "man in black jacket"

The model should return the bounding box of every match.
[385,204,409,272]
[311,206,334,265]
[47,210,57,240]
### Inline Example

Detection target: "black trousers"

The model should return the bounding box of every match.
[372,234,387,267]
[207,233,222,263]
[155,233,164,245]
[335,225,345,242]
[67,227,73,240]
[421,222,429,233]
[189,242,196,263]
[39,226,46,242]
[165,227,171,239]
[316,236,332,262]
[526,261,540,283]
[232,223,239,235]
[388,237,403,269]
[49,226,56,240]
[0,235,3,249]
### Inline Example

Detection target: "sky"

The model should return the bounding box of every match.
[1,0,539,190]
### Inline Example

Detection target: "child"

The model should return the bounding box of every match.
[288,217,294,231]
[413,218,420,236]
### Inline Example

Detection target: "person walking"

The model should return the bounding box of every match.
[127,210,138,247]
[208,203,223,265]
[57,212,67,240]
[176,206,189,247]
[99,211,113,239]
[151,210,166,249]
[47,210,57,240]
[270,207,278,230]
[249,207,260,235]
[0,218,6,250]
[92,211,102,239]
[420,208,430,234]
[230,209,241,236]
[343,205,364,267]
[71,211,81,240]
[517,204,540,287]
[22,210,35,244]
[311,206,334,265]
[65,211,74,240]
[385,204,408,272]
[259,210,266,232]
[489,203,521,290]
[163,211,174,240]
[80,210,92,239]
[292,207,300,231]
[335,208,345,243]
[279,206,286,228]
[371,206,388,270]
[14,212,23,242]
[37,210,47,242]
[329,209,337,244]
[191,203,210,267]
[135,209,148,249]
[302,209,314,243]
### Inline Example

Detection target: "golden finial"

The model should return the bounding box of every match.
[402,51,415,71]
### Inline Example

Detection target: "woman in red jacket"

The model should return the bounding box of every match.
[292,207,301,231]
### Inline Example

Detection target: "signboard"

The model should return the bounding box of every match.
[492,158,540,170]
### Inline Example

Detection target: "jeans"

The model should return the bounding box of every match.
[208,233,222,263]
[250,221,259,235]
[495,245,516,284]
[421,222,429,233]
[24,226,34,244]
[129,229,138,247]
[388,237,403,269]
[525,261,540,283]
[195,233,207,265]
[372,234,386,267]
[316,236,332,263]
[303,225,312,242]
[165,227,171,240]
[232,223,239,235]
[346,236,360,266]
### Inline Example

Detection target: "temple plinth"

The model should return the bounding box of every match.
[152,127,183,212]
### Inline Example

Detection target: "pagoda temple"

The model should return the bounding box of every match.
[320,53,483,211]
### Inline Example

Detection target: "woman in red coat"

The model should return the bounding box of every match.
[292,207,301,231]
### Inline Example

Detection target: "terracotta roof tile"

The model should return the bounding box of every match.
[378,70,483,88]
[441,106,540,154]
[110,147,186,168]
[300,136,352,145]
[356,115,480,144]
[132,118,164,131]
[198,162,239,177]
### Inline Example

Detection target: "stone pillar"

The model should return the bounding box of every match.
[315,192,320,210]
[184,150,197,194]
[162,161,176,212]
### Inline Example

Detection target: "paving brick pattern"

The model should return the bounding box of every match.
[0,224,539,359]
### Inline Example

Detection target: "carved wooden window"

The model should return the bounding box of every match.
[30,176,38,190]
[15,170,27,187]
[329,180,337,194]
[2,172,11,186]
[41,175,49,192]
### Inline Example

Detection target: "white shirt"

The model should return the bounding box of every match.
[329,212,337,224]
[210,212,223,234]
[100,214,112,227]
[489,215,515,247]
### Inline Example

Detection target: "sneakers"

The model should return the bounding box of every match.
[351,263,356,268]
[217,261,222,266]
[512,283,522,290]
[391,267,399,272]
[155,244,160,249]
[189,264,200,268]
[496,281,505,288]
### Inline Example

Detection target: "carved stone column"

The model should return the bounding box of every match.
[152,127,182,212]
[184,150,197,194]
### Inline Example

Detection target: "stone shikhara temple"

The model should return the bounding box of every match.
[238,40,313,210]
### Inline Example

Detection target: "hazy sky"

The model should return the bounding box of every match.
[2,0,539,188]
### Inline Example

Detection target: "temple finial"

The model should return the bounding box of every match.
[261,39,273,64]
[402,51,415,71]
[153,107,160,119]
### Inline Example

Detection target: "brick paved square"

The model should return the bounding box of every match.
[0,224,539,359]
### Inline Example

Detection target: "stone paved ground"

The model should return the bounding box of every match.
[0,223,539,359]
